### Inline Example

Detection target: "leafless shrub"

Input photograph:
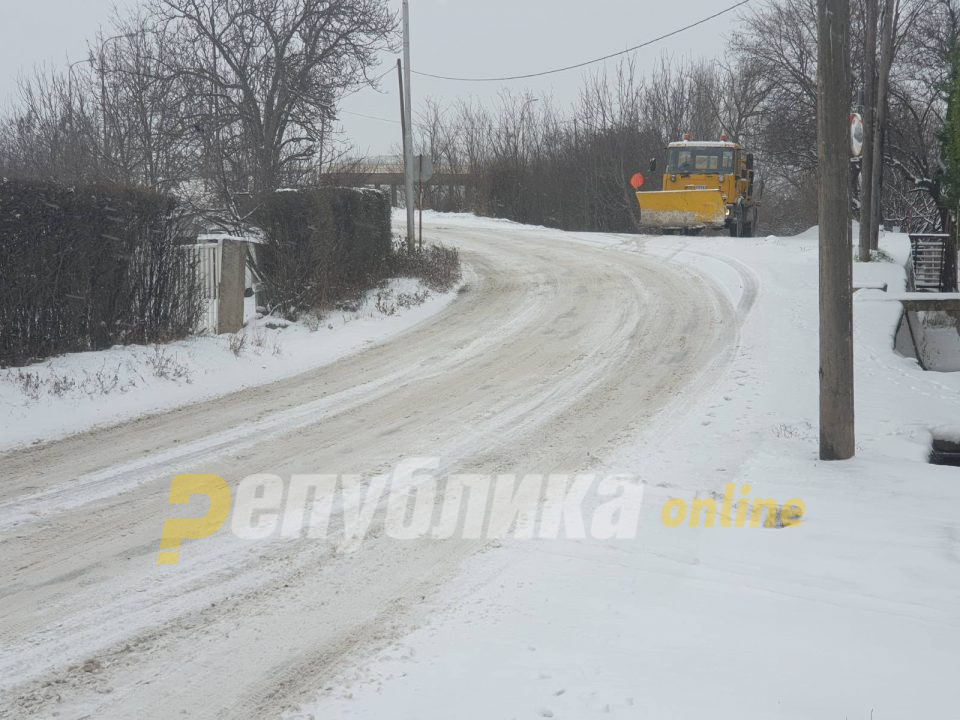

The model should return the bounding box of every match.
[771,421,816,440]
[146,346,191,382]
[396,288,431,309]
[388,243,462,293]
[48,373,79,396]
[301,313,323,332]
[9,361,141,400]
[228,332,247,357]
[375,289,397,316]
[12,370,42,400]
[868,249,896,263]
[82,366,121,395]
[334,296,365,313]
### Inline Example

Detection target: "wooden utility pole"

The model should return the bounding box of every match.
[817,0,856,460]
[870,0,899,251]
[401,0,416,253]
[418,154,424,251]
[858,0,877,263]
[397,57,409,216]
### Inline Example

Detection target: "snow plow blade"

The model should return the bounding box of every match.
[635,189,727,230]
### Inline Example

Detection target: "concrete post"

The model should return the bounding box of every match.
[218,239,246,334]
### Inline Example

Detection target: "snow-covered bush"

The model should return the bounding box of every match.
[387,242,462,293]
[251,187,392,319]
[0,178,203,368]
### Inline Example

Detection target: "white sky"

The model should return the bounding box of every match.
[0,0,740,155]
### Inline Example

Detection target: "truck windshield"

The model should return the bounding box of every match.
[668,147,735,174]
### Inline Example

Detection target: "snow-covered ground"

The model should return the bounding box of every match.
[0,276,460,451]
[3,211,958,719]
[292,214,960,720]
[919,314,960,371]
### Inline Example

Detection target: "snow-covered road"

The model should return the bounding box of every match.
[0,221,740,718]
[295,219,960,720]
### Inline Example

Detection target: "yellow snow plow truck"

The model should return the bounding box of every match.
[633,136,759,236]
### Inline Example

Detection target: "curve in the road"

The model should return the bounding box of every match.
[0,224,742,719]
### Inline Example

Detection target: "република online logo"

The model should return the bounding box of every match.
[156,459,805,564]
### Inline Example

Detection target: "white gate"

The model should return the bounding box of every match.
[180,241,222,333]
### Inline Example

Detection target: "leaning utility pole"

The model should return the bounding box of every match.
[858,0,877,263]
[817,0,856,459]
[870,0,899,252]
[402,0,416,253]
[397,58,410,220]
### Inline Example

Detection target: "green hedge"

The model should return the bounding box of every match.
[252,187,392,318]
[0,179,201,367]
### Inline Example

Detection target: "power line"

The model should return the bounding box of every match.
[339,65,406,124]
[342,64,397,100]
[340,109,401,124]
[370,65,396,84]
[412,0,752,82]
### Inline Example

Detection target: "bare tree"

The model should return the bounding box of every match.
[732,0,820,176]
[85,16,198,193]
[878,0,946,230]
[732,0,949,236]
[152,0,396,204]
[0,67,101,183]
[706,59,767,145]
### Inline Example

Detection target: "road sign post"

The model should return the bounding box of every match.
[416,154,433,250]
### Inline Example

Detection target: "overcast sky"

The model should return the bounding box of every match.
[0,0,741,156]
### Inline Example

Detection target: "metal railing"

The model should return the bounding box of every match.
[909,233,958,293]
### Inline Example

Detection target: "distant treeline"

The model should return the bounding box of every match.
[414,0,957,237]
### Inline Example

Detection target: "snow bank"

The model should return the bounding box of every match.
[393,207,550,233]
[0,277,460,451]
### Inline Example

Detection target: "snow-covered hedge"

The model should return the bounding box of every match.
[0,179,202,368]
[251,187,391,318]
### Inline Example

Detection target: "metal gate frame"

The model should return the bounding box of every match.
[180,240,223,333]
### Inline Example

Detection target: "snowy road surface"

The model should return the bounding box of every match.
[295,220,960,720]
[0,222,739,718]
